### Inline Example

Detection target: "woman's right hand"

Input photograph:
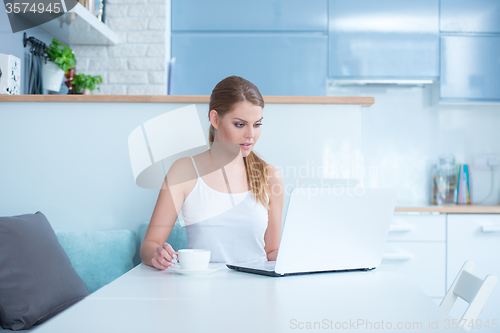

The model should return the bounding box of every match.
[151,243,177,270]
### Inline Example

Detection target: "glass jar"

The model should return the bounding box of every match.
[431,154,457,205]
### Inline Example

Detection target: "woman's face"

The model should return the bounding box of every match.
[211,101,263,158]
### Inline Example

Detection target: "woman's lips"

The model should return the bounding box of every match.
[239,144,252,150]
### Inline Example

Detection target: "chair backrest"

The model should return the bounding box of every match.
[440,260,498,332]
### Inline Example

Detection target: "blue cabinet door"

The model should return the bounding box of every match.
[328,0,439,79]
[440,35,500,102]
[171,34,327,96]
[172,0,327,32]
[440,0,500,33]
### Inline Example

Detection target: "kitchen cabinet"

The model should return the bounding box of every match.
[447,214,500,330]
[380,213,446,298]
[172,0,327,32]
[440,0,500,33]
[171,34,327,96]
[328,0,439,79]
[440,35,500,102]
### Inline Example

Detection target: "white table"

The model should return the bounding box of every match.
[32,264,464,332]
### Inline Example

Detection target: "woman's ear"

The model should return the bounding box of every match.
[209,110,218,130]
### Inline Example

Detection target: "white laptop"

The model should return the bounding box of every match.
[226,187,398,277]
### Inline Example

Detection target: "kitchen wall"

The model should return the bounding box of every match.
[331,82,500,205]
[0,102,360,233]
[0,0,170,95]
[72,0,171,95]
[0,9,54,94]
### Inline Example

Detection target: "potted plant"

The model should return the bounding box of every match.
[43,39,76,92]
[71,73,103,95]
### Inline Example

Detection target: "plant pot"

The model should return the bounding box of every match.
[42,61,65,92]
[82,88,92,95]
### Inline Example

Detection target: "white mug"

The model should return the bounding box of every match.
[177,249,211,270]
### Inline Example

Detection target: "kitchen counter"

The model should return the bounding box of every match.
[395,205,500,214]
[0,95,374,106]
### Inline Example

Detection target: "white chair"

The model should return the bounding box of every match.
[440,261,498,332]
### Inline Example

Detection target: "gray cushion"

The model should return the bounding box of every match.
[0,212,89,331]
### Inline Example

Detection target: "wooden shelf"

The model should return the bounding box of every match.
[0,95,375,106]
[395,205,500,214]
[35,4,118,45]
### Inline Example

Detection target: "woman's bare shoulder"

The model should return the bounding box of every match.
[265,163,282,183]
[168,157,193,174]
[165,157,198,188]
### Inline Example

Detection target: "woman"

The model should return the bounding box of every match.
[140,76,284,270]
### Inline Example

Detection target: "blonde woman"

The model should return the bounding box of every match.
[140,76,284,270]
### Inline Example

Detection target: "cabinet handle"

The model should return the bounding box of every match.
[389,224,415,233]
[382,252,413,261]
[481,225,500,233]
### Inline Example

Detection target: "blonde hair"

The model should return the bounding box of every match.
[208,76,270,209]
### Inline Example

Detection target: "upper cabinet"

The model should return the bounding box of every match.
[440,0,500,33]
[170,0,328,96]
[440,35,500,102]
[172,0,327,32]
[328,0,439,79]
[171,34,327,96]
[439,0,500,102]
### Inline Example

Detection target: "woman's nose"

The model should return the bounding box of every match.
[245,127,254,139]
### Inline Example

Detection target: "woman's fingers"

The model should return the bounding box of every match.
[162,243,178,263]
[156,253,173,268]
[156,244,170,259]
[151,257,169,270]
[151,243,180,270]
[152,243,177,270]
[160,248,173,263]
[163,243,176,257]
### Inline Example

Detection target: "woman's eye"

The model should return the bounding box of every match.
[235,123,262,128]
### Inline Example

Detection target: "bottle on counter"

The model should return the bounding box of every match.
[64,67,75,94]
[431,154,457,205]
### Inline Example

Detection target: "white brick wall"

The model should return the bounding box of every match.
[72,0,169,95]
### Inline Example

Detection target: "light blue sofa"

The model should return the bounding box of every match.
[55,230,137,294]
[0,222,188,332]
[55,222,188,294]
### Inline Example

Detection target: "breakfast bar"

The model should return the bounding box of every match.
[31,263,464,333]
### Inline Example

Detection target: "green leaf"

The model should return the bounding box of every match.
[45,38,76,72]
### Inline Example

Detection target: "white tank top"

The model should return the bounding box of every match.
[180,156,269,264]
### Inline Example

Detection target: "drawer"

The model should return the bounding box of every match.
[387,214,445,242]
[380,242,446,298]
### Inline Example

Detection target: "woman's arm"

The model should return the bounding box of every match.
[140,158,193,269]
[263,164,284,261]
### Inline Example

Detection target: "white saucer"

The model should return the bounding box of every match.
[169,264,222,276]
